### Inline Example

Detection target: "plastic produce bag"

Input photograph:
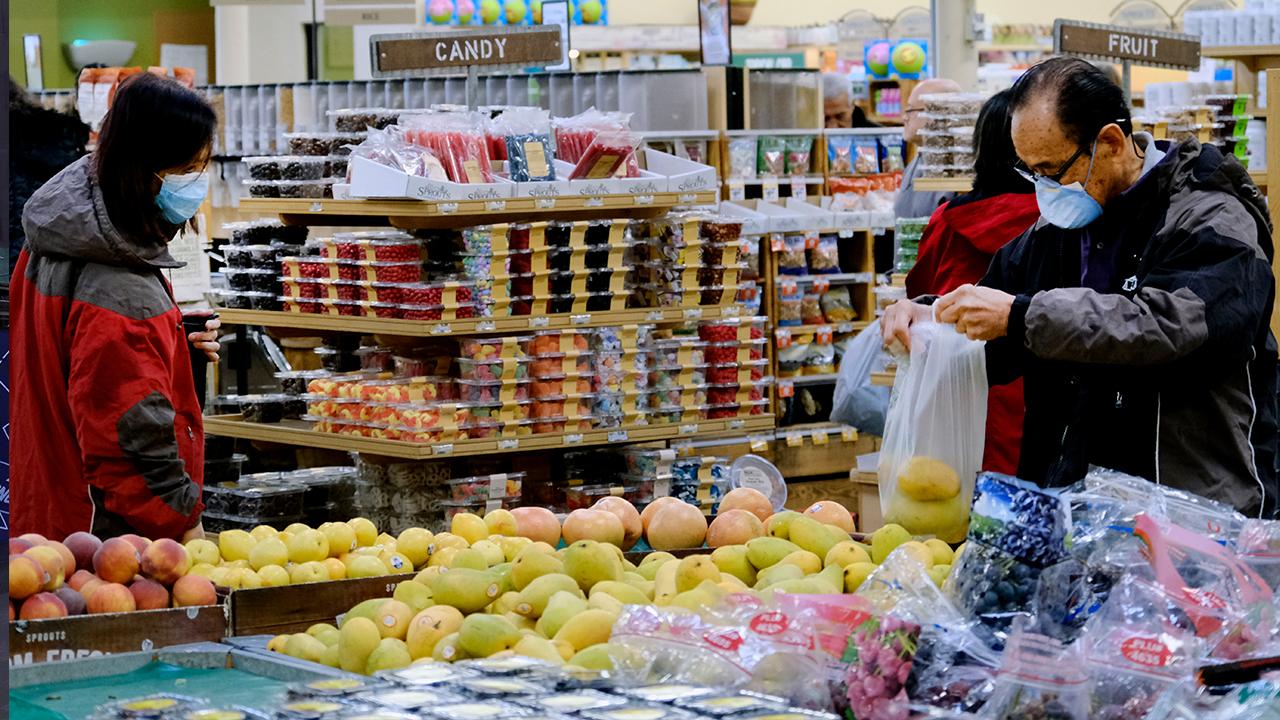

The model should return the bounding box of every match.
[877,321,987,543]
[1064,466,1247,548]
[984,620,1090,720]
[491,106,555,182]
[1239,519,1280,591]
[830,319,891,436]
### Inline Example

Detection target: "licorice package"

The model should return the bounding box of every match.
[493,107,556,182]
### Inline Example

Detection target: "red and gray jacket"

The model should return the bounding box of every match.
[982,138,1277,516]
[11,155,204,540]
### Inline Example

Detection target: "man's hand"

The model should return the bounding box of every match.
[881,299,935,352]
[936,284,1015,341]
[188,317,221,362]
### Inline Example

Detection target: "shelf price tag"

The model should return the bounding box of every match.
[308,202,325,212]
[816,326,834,344]
[770,233,785,252]
[838,229,854,239]
[498,439,520,450]
[583,197,605,208]
[785,432,804,448]
[683,308,704,320]
[841,426,859,443]
[439,202,460,214]
[530,316,550,328]
[430,323,452,335]
[790,175,807,199]
[813,430,830,446]
[804,231,819,250]
[678,193,698,204]
[750,435,769,452]
[775,329,792,349]
[762,175,780,202]
[476,320,497,332]
[837,322,854,333]
[571,314,592,325]
[634,195,655,206]
[536,198,557,210]
[646,310,665,322]
[608,430,629,443]
[812,278,831,294]
[564,433,584,445]
[486,200,507,212]
[778,379,795,398]
[672,441,694,456]
[728,180,746,202]
[433,443,454,456]
[679,423,699,435]
[729,419,746,429]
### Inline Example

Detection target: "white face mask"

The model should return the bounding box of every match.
[1026,139,1104,229]
[155,170,209,224]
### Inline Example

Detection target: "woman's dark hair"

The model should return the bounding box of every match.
[970,89,1030,197]
[1007,56,1132,148]
[95,72,216,242]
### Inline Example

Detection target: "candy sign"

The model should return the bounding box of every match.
[371,26,563,75]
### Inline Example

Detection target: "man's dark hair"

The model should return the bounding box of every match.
[971,88,1030,197]
[1008,56,1132,148]
[95,72,216,243]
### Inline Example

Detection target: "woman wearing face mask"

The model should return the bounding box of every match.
[11,72,218,541]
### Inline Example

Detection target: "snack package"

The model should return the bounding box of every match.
[728,137,759,179]
[785,135,815,175]
[347,126,447,181]
[676,138,707,164]
[877,322,988,543]
[808,236,842,274]
[880,136,906,172]
[777,285,804,327]
[827,135,856,174]
[821,287,857,322]
[492,106,556,182]
[401,112,493,183]
[778,235,808,275]
[757,135,787,175]
[855,138,881,174]
[778,340,810,378]
[801,291,826,325]
[569,130,640,180]
[805,342,836,375]
[984,621,1090,720]
[554,107,640,177]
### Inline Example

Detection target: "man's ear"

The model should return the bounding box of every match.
[1097,122,1128,158]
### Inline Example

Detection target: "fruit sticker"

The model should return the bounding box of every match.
[702,628,744,652]
[749,611,790,635]
[1120,636,1174,668]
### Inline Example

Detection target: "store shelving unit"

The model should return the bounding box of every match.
[913,177,973,192]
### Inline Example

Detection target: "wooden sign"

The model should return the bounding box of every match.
[9,605,227,666]
[1053,19,1200,70]
[370,27,563,77]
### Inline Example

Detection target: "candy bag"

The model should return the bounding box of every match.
[728,136,759,179]
[777,284,804,327]
[569,129,640,180]
[855,138,881,174]
[877,321,988,543]
[880,136,906,172]
[802,291,826,325]
[804,341,836,375]
[808,236,842,274]
[777,235,808,275]
[785,135,815,175]
[348,126,447,180]
[828,135,856,175]
[757,135,786,175]
[492,106,555,182]
[821,287,857,322]
[984,620,1090,720]
[401,112,493,183]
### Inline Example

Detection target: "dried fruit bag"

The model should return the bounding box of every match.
[877,321,987,543]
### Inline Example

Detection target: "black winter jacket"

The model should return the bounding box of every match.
[981,137,1277,516]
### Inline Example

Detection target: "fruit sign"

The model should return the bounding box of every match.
[371,26,563,76]
[1053,19,1201,70]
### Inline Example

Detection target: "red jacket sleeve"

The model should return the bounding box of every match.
[66,301,203,539]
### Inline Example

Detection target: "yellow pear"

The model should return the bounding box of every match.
[825,541,872,568]
[341,598,386,626]
[426,568,502,614]
[512,634,565,664]
[185,538,221,566]
[923,539,954,566]
[372,599,415,640]
[844,562,878,593]
[928,563,953,587]
[457,613,522,658]
[711,546,757,586]
[754,563,805,589]
[366,637,412,673]
[431,533,469,552]
[495,535,532,562]
[562,540,623,592]
[257,564,291,587]
[267,634,290,653]
[392,579,435,612]
[348,517,379,547]
[553,608,617,653]
[897,456,962,501]
[396,527,434,568]
[307,622,337,638]
[483,509,519,537]
[787,516,849,560]
[510,545,565,591]
[338,616,381,672]
[764,510,804,539]
[514,573,582,617]
[670,580,728,612]
[469,540,506,567]
[451,513,490,545]
[428,547,460,568]
[405,605,464,660]
[448,548,489,571]
[218,530,256,563]
[895,541,936,568]
[414,566,447,586]
[347,555,389,579]
[250,524,279,542]
[283,633,326,663]
[320,522,358,558]
[286,529,330,564]
[869,524,912,564]
[535,591,588,638]
[778,550,822,575]
[745,537,803,570]
[675,555,722,593]
[589,581,650,606]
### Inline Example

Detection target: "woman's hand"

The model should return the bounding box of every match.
[187,316,221,362]
[936,284,1014,341]
[181,521,206,543]
[881,299,934,352]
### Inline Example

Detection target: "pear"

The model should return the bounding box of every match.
[372,599,415,640]
[640,551,676,567]
[844,561,878,593]
[469,540,506,567]
[306,622,338,639]
[319,644,340,668]
[636,560,665,581]
[825,541,872,568]
[392,580,435,613]
[405,605,464,660]
[589,580,650,606]
[764,510,804,539]
[313,628,341,647]
[484,508,519,537]
[670,579,728,612]
[431,631,468,662]
[414,566,447,586]
[495,536,532,563]
[513,633,566,664]
[568,643,616,670]
[488,591,521,615]
[426,568,501,614]
[923,539,955,566]
[341,598,386,627]
[764,577,837,595]
[503,612,537,632]
[514,573,583,617]
[778,550,822,575]
[366,637,412,673]
[457,614,522,658]
[451,513,489,545]
[652,559,680,605]
[754,563,805,589]
[428,547,459,568]
[553,608,618,653]
[675,555,722,593]
[562,540,622,592]
[869,524,912,564]
[622,571,646,584]
[745,537,803,570]
[711,545,757,586]
[338,616,381,672]
[284,633,327,664]
[587,591,624,615]
[788,516,849,560]
[510,546,565,591]
[928,563,952,587]
[536,591,588,638]
[814,563,845,592]
[448,548,489,571]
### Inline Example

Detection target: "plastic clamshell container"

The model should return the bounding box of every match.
[447,472,525,502]
[456,357,531,381]
[729,454,787,511]
[202,481,306,517]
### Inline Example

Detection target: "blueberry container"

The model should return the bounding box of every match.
[202,481,306,517]
[204,453,247,484]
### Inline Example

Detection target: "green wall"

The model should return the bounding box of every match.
[10,0,212,90]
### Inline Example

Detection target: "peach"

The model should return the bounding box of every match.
[172,574,218,607]
[592,497,643,550]
[79,577,105,601]
[68,569,96,591]
[54,586,87,615]
[63,532,102,573]
[10,538,34,554]
[804,500,855,533]
[24,545,66,590]
[119,534,151,553]
[707,509,765,548]
[561,508,624,546]
[718,488,774,523]
[93,537,141,584]
[129,578,170,610]
[141,538,190,584]
[42,541,77,576]
[9,555,47,600]
[511,506,561,546]
[18,533,48,545]
[646,502,708,551]
[86,583,136,614]
[640,497,685,533]
[19,592,68,620]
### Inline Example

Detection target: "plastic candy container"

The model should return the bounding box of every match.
[564,485,645,511]
[447,473,524,502]
[457,357,530,382]
[330,230,422,262]
[460,337,530,361]
[203,482,306,519]
[354,345,395,372]
[698,317,767,343]
[235,393,301,423]
[705,338,767,364]
[457,379,530,403]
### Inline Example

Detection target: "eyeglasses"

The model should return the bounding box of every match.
[1014,144,1090,188]
[903,107,925,117]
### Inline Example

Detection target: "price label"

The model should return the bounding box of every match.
[679,423,699,435]
[583,197,605,208]
[530,316,550,328]
[683,308,703,320]
[816,326,834,344]
[309,202,325,212]
[785,432,804,448]
[812,278,831,294]
[571,314,591,325]
[778,380,795,398]
[535,198,557,209]
[779,279,798,295]
[678,193,698,204]
[775,329,792,349]
[804,231,819,250]
[790,176,807,199]
[433,443,454,456]
[564,433,584,445]
[634,195,655,206]
[741,240,754,256]
[770,233,785,252]
[813,430,829,446]
[430,323,452,335]
[837,322,854,333]
[750,436,769,452]
[439,202,460,214]
[729,419,746,429]
[498,439,519,450]
[728,180,746,201]
[485,200,507,212]
[838,229,854,239]
[646,310,665,322]
[762,176,780,202]
[476,320,496,332]
[608,430,629,443]
[841,427,859,443]
[485,499,502,513]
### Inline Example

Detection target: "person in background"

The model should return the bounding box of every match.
[11,72,222,541]
[9,79,90,273]
[883,57,1277,516]
[905,89,1038,476]
[822,72,877,129]
[894,77,962,220]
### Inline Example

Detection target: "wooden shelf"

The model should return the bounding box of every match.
[205,415,776,460]
[913,177,973,192]
[1251,170,1268,189]
[787,373,839,386]
[789,273,874,286]
[237,192,718,229]
[724,175,826,186]
[1205,45,1280,71]
[218,306,741,338]
[777,321,871,336]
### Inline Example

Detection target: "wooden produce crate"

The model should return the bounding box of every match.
[228,575,411,637]
[773,424,879,480]
[9,605,228,666]
[853,470,883,533]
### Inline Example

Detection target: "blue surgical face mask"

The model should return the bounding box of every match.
[155,170,209,224]
[1034,140,1103,229]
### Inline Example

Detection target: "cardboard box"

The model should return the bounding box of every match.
[9,605,228,666]
[854,470,884,532]
[348,155,515,202]
[228,575,409,637]
[510,159,667,199]
[643,148,718,194]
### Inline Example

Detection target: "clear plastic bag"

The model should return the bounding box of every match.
[401,112,493,183]
[777,285,804,327]
[777,235,808,275]
[348,126,447,180]
[757,135,786,175]
[830,319,891,435]
[1064,466,1247,547]
[842,613,922,719]
[1239,519,1280,591]
[808,236,842,274]
[877,321,988,543]
[785,135,815,175]
[728,137,759,179]
[984,621,1090,720]
[821,286,857,322]
[802,292,826,325]
[492,106,555,182]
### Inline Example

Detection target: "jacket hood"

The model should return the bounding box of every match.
[1158,138,1272,261]
[941,191,1040,246]
[21,155,183,270]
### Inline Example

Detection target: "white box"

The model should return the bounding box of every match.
[509,159,667,199]
[348,155,514,202]
[643,148,717,194]
[718,201,770,236]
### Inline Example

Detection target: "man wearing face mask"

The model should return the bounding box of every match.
[882,57,1278,516]
[11,72,219,541]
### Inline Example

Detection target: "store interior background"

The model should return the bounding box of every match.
[9,0,1199,90]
